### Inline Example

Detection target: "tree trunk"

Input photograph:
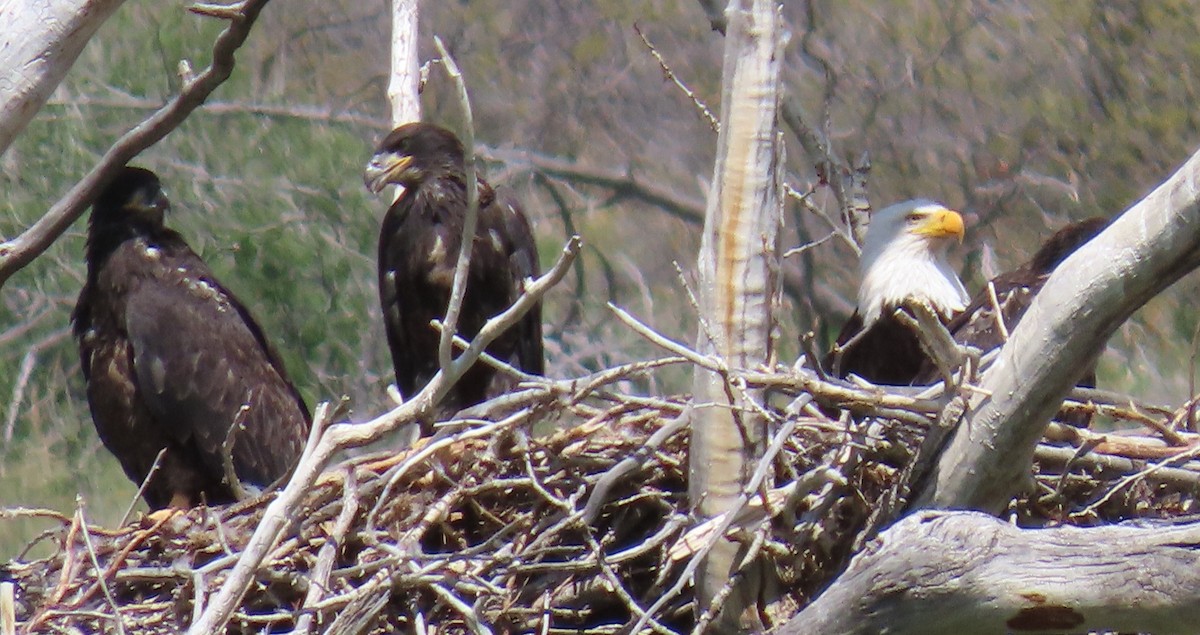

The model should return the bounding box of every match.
[0,0,126,156]
[914,146,1200,513]
[387,0,420,127]
[777,510,1200,635]
[689,0,784,630]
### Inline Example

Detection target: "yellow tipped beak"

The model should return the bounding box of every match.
[915,208,965,243]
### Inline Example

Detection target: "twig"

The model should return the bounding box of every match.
[1079,443,1200,517]
[634,24,718,131]
[118,448,168,526]
[582,407,691,524]
[292,468,358,635]
[985,281,1010,341]
[432,36,480,375]
[221,403,252,500]
[428,583,492,635]
[0,0,273,290]
[75,500,127,635]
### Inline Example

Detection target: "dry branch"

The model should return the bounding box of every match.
[778,510,1200,635]
[916,145,1200,514]
[0,0,273,290]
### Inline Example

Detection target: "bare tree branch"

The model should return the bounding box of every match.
[431,37,480,374]
[487,146,707,224]
[916,146,1200,513]
[0,0,272,290]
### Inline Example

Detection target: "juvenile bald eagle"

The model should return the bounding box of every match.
[918,217,1109,406]
[72,167,311,510]
[364,123,543,432]
[828,200,967,385]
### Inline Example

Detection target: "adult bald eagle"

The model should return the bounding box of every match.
[72,167,310,510]
[918,217,1109,400]
[364,123,543,432]
[827,200,967,385]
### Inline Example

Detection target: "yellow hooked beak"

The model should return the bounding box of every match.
[912,207,965,243]
[363,153,413,194]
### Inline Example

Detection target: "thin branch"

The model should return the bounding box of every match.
[634,24,718,131]
[486,146,706,224]
[432,36,480,374]
[118,448,169,526]
[75,500,127,635]
[0,0,272,290]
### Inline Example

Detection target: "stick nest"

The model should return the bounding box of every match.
[4,382,1198,634]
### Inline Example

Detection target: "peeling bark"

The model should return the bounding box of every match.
[689,0,785,630]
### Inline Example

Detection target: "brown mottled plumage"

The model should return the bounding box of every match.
[364,123,543,433]
[72,167,310,509]
[918,217,1109,420]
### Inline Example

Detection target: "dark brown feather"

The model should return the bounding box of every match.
[827,309,933,385]
[72,167,310,509]
[370,124,543,431]
[917,217,1109,424]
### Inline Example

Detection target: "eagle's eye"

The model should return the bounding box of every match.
[905,212,922,222]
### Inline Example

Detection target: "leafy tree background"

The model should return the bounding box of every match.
[2,0,1199,557]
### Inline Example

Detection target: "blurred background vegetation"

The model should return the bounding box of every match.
[3,0,1200,557]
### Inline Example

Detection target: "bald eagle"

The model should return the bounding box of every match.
[72,167,311,510]
[828,200,967,385]
[364,123,543,432]
[918,217,1109,406]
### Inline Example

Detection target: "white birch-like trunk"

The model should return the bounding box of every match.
[0,0,126,156]
[689,0,784,629]
[387,0,421,127]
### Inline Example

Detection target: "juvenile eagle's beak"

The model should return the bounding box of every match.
[913,207,965,243]
[363,153,413,194]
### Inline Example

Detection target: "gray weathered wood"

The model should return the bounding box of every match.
[778,510,1200,635]
[688,0,785,630]
[0,0,126,156]
[916,147,1200,513]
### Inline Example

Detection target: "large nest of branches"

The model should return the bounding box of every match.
[4,369,1199,634]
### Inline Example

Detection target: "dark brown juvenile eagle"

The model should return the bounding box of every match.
[828,200,968,385]
[364,123,543,432]
[72,167,311,510]
[918,217,1109,416]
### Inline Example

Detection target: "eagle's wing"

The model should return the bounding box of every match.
[124,262,308,490]
[496,193,544,376]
